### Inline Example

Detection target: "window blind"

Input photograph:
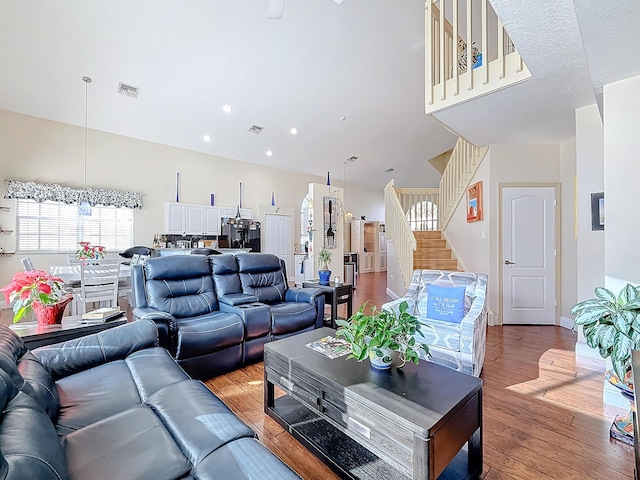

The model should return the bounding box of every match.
[16,199,134,253]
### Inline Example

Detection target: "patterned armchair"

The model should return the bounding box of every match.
[382,270,488,377]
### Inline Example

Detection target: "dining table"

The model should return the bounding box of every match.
[49,264,132,285]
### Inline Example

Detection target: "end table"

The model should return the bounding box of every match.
[302,280,353,328]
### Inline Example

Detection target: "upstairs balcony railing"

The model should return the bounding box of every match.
[425,0,531,113]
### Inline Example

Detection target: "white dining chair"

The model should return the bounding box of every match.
[67,254,82,266]
[21,256,35,271]
[77,258,121,315]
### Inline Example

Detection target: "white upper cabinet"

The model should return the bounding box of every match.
[164,203,222,235]
[164,203,186,234]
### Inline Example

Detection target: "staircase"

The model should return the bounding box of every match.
[413,231,459,271]
[386,137,486,288]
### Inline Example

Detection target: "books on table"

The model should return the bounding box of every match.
[81,307,121,322]
[305,336,351,359]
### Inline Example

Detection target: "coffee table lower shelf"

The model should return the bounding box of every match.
[268,395,473,480]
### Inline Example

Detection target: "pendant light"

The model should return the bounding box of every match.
[342,158,354,223]
[235,182,242,221]
[78,76,92,216]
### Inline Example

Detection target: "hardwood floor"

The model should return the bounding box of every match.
[2,271,634,478]
[205,272,636,480]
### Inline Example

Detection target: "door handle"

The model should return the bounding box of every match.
[504,260,516,265]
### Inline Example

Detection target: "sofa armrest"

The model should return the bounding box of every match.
[219,293,259,306]
[285,287,320,304]
[31,319,158,380]
[459,294,487,340]
[133,306,177,351]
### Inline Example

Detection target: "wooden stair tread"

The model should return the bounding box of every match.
[412,230,458,270]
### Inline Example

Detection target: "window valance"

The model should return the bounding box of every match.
[4,180,143,209]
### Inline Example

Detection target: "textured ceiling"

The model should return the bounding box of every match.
[0,1,637,189]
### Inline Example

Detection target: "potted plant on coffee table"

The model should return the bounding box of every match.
[335,300,429,370]
[572,283,640,444]
[1,270,72,325]
[317,247,333,285]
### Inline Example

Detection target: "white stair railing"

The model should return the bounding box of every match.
[425,0,531,113]
[393,187,440,231]
[384,180,417,289]
[439,137,488,229]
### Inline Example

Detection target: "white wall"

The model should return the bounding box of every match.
[443,155,491,274]
[603,75,640,292]
[575,104,605,302]
[559,137,577,321]
[0,109,383,286]
[442,144,565,322]
[488,144,561,323]
[307,183,344,277]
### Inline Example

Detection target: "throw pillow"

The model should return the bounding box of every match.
[427,285,466,323]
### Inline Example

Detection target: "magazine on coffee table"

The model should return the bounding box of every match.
[305,335,351,359]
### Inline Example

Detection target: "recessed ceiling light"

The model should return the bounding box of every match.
[266,150,273,157]
[202,135,212,142]
[290,128,298,135]
[340,115,347,121]
[223,105,232,113]
[385,168,394,173]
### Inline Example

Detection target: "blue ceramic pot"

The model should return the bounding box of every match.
[318,270,332,285]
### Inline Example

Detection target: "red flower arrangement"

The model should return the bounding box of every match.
[1,270,66,323]
[76,241,106,260]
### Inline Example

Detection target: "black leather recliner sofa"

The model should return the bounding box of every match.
[0,320,299,480]
[132,253,324,379]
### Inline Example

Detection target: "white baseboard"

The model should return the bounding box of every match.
[559,316,574,330]
[487,310,499,326]
[385,288,399,300]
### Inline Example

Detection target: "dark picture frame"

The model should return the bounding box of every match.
[591,192,604,231]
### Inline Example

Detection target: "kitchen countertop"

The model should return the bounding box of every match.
[157,248,252,256]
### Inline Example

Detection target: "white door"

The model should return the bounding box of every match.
[502,186,556,325]
[264,214,292,280]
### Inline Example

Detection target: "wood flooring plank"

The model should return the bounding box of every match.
[13,271,630,479]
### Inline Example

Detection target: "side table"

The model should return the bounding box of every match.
[9,314,127,350]
[302,280,353,328]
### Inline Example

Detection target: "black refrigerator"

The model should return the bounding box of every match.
[220,219,261,252]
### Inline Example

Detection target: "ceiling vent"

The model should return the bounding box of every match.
[117,82,139,98]
[248,125,264,135]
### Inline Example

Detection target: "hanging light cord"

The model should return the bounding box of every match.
[83,76,91,192]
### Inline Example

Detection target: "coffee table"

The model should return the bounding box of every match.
[302,280,353,328]
[9,314,127,350]
[264,327,482,480]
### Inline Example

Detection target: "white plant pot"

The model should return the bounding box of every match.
[369,346,394,370]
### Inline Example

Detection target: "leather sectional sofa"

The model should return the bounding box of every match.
[132,253,324,379]
[0,319,299,480]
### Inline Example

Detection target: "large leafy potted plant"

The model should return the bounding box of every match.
[335,301,429,369]
[571,284,640,381]
[317,247,332,285]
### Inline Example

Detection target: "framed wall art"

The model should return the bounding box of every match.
[466,181,483,223]
[323,196,337,248]
[591,192,604,231]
